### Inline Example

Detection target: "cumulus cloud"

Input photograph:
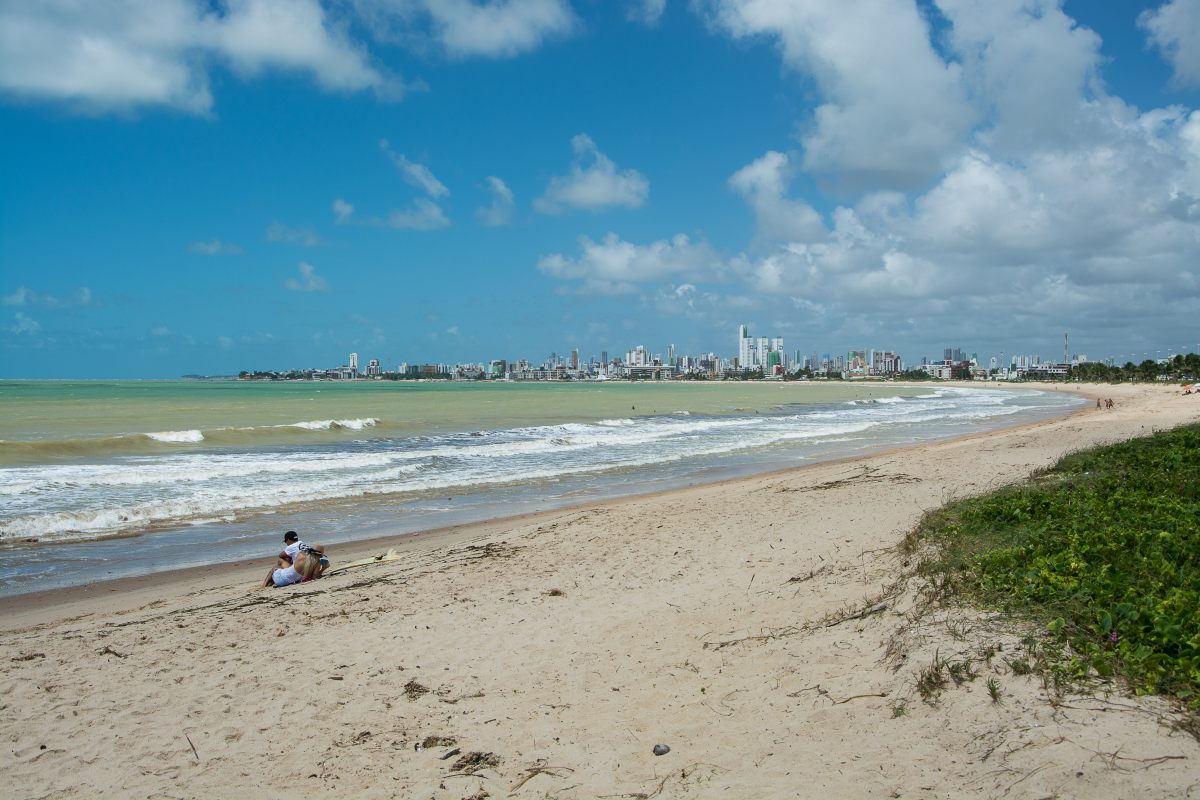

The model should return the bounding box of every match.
[267,221,324,245]
[0,0,395,114]
[476,176,514,226]
[379,139,449,198]
[542,1,1187,353]
[350,0,577,59]
[535,134,650,213]
[331,199,355,225]
[285,261,329,292]
[2,287,32,306]
[1140,0,1200,87]
[387,197,451,230]
[10,312,40,334]
[708,0,975,190]
[538,232,725,294]
[189,239,242,255]
[339,142,450,230]
[2,286,93,308]
[937,0,1104,153]
[628,0,667,26]
[728,151,826,243]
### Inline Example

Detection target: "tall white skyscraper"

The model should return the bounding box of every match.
[349,352,359,374]
[738,324,753,369]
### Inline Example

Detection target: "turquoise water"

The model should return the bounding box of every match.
[0,380,1084,596]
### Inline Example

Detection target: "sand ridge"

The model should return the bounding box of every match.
[2,382,1199,798]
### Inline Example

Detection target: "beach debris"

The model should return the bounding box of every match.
[449,751,501,775]
[439,690,486,705]
[11,652,45,662]
[404,679,431,700]
[96,646,127,659]
[509,759,575,791]
[185,733,199,762]
[653,744,671,756]
[439,747,462,760]
[545,588,566,597]
[422,735,457,749]
[461,791,490,800]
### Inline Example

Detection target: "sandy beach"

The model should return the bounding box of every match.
[2,382,1198,799]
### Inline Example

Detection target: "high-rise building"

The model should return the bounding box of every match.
[738,324,753,370]
[349,352,359,374]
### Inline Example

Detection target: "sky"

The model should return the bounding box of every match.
[1,0,1199,378]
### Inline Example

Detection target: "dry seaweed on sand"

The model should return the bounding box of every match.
[449,751,501,774]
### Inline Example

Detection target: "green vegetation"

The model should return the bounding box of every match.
[1070,352,1199,383]
[906,424,1200,707]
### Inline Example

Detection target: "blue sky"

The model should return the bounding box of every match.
[2,0,1199,377]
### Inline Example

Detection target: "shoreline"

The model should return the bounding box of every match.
[0,381,1094,625]
[4,381,1198,798]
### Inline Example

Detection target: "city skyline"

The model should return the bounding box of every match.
[2,1,1199,378]
[233,322,1198,383]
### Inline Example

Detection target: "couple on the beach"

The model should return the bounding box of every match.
[262,530,328,588]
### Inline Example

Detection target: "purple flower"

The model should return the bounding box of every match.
[1108,631,1119,644]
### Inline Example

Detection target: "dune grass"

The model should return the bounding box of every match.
[906,423,1200,707]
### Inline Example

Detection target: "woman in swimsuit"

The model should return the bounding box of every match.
[263,547,323,588]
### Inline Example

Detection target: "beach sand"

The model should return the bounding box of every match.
[2,382,1198,799]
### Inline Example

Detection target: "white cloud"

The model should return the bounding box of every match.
[708,0,975,190]
[285,261,329,292]
[151,326,172,336]
[331,199,355,225]
[213,0,382,91]
[379,139,449,197]
[2,286,93,308]
[351,0,577,59]
[336,143,450,231]
[728,151,826,243]
[570,2,1185,352]
[538,232,725,294]
[10,312,40,334]
[1140,0,1200,87]
[535,134,650,213]
[0,0,392,114]
[476,176,514,226]
[387,198,451,230]
[936,0,1104,153]
[628,0,667,26]
[2,287,32,306]
[267,221,324,245]
[189,239,242,255]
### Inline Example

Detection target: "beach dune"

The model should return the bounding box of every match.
[2,382,1198,798]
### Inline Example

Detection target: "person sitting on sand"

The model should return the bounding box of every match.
[298,543,328,581]
[263,546,323,588]
[276,530,302,569]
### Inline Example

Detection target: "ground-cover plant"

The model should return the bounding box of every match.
[906,423,1200,706]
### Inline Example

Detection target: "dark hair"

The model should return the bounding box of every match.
[283,531,299,542]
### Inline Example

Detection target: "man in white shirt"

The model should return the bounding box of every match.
[277,530,302,569]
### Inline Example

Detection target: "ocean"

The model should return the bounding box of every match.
[0,379,1084,596]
